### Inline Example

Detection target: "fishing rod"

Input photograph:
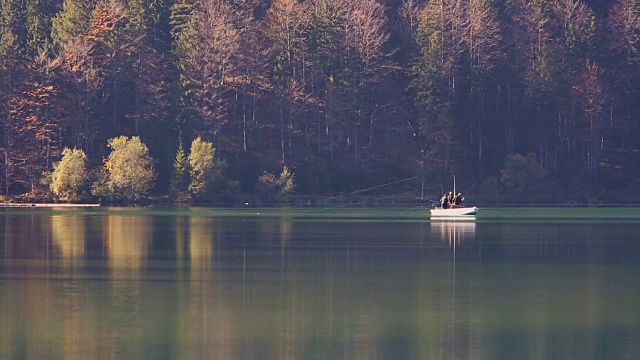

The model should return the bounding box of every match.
[320,176,418,202]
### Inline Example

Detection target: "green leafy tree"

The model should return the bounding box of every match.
[188,136,214,197]
[92,136,156,201]
[49,147,87,201]
[184,136,238,202]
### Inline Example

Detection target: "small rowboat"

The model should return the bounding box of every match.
[431,175,478,217]
[430,205,479,217]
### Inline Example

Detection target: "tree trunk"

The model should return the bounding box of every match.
[280,106,285,163]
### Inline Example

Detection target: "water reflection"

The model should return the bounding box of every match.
[0,211,639,359]
[183,216,239,360]
[188,216,214,273]
[104,215,151,274]
[430,219,476,247]
[51,212,85,266]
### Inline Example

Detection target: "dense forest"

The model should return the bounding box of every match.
[0,0,639,204]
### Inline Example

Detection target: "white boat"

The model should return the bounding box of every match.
[430,205,479,217]
[430,175,478,217]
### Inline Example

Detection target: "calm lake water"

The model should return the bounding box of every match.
[1,207,639,359]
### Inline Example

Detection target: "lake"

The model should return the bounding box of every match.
[1,207,639,359]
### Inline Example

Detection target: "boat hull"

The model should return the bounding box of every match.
[430,206,479,217]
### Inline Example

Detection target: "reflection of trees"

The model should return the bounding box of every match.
[102,214,151,359]
[49,212,100,359]
[280,217,292,248]
[179,216,238,359]
[189,217,214,275]
[1,279,54,359]
[51,213,85,266]
[58,284,100,360]
[3,215,640,359]
[104,215,151,273]
[1,213,45,259]
[258,218,278,243]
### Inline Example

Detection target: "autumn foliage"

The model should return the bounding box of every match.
[0,0,639,203]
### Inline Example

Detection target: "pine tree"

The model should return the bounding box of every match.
[51,0,92,46]
[128,0,172,52]
[170,0,198,57]
[170,0,198,136]
[26,0,58,55]
[170,141,189,200]
[0,0,28,58]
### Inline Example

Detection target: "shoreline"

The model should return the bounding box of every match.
[0,203,100,207]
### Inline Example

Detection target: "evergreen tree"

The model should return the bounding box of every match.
[170,0,198,135]
[51,0,92,46]
[27,0,59,55]
[0,0,28,58]
[127,0,172,50]
[128,0,172,52]
[170,0,198,57]
[170,141,189,200]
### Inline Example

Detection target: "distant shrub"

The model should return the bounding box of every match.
[256,166,296,201]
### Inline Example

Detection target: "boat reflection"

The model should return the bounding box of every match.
[430,219,476,247]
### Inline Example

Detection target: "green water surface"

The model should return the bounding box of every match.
[0,207,638,359]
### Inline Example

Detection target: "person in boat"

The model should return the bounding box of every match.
[447,191,454,206]
[440,193,449,209]
[453,192,464,206]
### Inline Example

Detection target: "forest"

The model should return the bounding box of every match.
[0,0,639,204]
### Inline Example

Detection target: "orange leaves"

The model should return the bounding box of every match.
[85,3,126,41]
[9,78,61,143]
[14,82,58,130]
[104,158,114,172]
[22,82,56,105]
